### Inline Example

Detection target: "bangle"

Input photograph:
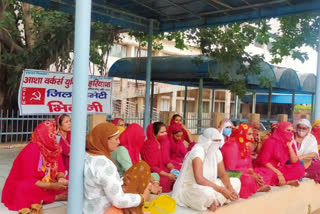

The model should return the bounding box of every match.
[139,194,145,206]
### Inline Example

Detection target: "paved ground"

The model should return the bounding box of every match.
[1,144,319,214]
[0,145,67,214]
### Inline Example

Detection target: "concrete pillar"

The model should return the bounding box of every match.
[137,97,145,113]
[170,90,177,112]
[225,90,231,118]
[161,111,176,126]
[89,115,107,131]
[194,89,199,114]
[126,45,135,57]
[278,114,288,122]
[120,79,128,93]
[252,92,257,114]
[248,113,260,123]
[213,112,225,129]
[156,95,162,110]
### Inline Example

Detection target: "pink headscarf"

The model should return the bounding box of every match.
[112,118,124,126]
[119,123,145,164]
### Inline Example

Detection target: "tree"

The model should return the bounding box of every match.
[0,0,120,108]
[130,16,320,98]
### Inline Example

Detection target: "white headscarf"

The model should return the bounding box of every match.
[296,119,311,131]
[220,120,232,147]
[172,128,223,205]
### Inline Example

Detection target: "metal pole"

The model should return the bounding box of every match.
[211,89,215,112]
[197,78,203,134]
[291,91,295,123]
[68,0,91,213]
[143,20,153,132]
[183,86,188,125]
[234,95,238,120]
[252,92,256,114]
[315,33,320,119]
[150,80,154,123]
[311,93,315,123]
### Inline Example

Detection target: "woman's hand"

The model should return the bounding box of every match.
[50,182,68,190]
[248,170,264,186]
[287,139,294,148]
[150,181,162,195]
[58,177,69,186]
[143,183,152,202]
[167,163,175,170]
[218,187,238,201]
[167,173,177,181]
[277,173,286,186]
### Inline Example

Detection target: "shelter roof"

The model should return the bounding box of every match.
[20,0,320,32]
[108,56,316,93]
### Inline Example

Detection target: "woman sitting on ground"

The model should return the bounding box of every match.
[221,123,271,199]
[294,119,320,183]
[167,123,191,170]
[55,114,71,172]
[111,123,162,193]
[2,121,68,211]
[168,114,195,147]
[311,120,320,156]
[83,122,151,214]
[172,128,240,212]
[142,122,177,193]
[112,118,126,134]
[218,119,234,148]
[254,122,305,186]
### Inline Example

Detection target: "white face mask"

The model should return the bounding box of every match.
[297,130,308,138]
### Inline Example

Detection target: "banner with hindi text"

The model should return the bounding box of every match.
[18,69,112,115]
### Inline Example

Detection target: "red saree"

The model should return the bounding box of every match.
[141,123,174,192]
[1,121,65,211]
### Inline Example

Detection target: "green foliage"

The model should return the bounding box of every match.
[90,22,121,76]
[270,15,320,64]
[184,21,270,97]
[294,105,311,113]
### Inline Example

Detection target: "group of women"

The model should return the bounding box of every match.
[2,114,320,213]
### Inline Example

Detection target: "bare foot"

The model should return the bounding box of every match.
[55,193,68,201]
[209,201,220,212]
[257,185,271,192]
[287,180,299,187]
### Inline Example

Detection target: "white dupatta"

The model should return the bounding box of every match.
[172,128,222,206]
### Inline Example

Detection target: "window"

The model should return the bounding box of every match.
[109,44,127,58]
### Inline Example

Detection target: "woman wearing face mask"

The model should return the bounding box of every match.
[172,128,240,212]
[218,119,234,148]
[312,120,320,156]
[254,122,305,186]
[141,122,177,193]
[221,123,271,198]
[167,123,191,170]
[84,122,152,214]
[55,114,71,173]
[294,119,320,183]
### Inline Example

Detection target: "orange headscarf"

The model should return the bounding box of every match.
[86,122,119,160]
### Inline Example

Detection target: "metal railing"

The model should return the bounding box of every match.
[0,108,91,143]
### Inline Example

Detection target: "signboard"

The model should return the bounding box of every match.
[18,69,112,115]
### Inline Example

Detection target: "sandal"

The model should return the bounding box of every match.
[18,208,31,214]
[31,204,43,214]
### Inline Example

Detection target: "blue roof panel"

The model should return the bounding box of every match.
[19,0,320,32]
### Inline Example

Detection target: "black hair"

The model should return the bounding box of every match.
[172,114,182,120]
[153,122,166,135]
[59,114,70,125]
